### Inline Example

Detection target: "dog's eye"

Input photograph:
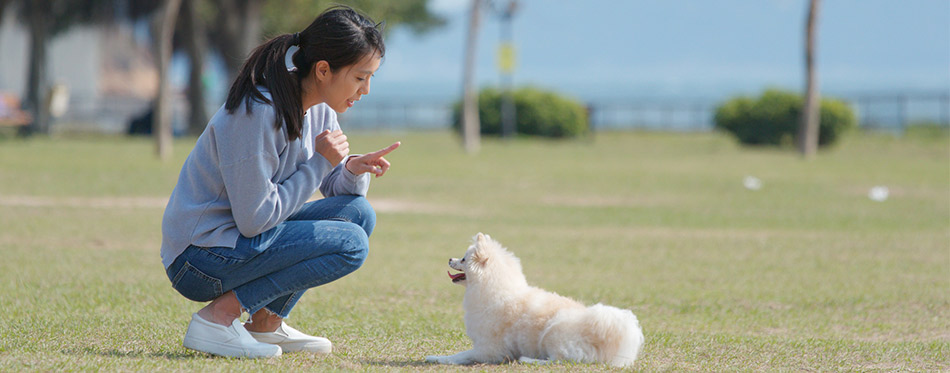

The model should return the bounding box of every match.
[461,258,466,263]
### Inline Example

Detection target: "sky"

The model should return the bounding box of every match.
[366,0,950,103]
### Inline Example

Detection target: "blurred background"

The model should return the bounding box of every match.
[0,0,947,140]
[0,2,948,369]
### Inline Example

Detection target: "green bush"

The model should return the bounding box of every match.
[452,87,589,138]
[714,89,856,147]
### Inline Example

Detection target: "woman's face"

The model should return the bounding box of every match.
[320,52,381,113]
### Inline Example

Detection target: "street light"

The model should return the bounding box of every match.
[493,0,518,138]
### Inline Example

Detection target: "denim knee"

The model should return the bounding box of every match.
[342,225,370,270]
[350,196,377,237]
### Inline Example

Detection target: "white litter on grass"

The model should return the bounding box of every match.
[868,186,890,202]
[743,176,763,191]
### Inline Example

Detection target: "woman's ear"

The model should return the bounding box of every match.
[313,60,332,82]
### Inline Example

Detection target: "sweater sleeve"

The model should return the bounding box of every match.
[319,156,371,197]
[313,106,371,197]
[216,104,333,238]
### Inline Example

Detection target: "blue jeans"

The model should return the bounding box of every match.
[166,195,375,319]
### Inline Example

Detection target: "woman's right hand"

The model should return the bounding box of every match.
[314,129,349,165]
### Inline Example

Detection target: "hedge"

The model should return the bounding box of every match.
[714,89,856,147]
[452,87,589,138]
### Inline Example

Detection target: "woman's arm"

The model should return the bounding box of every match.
[319,142,400,197]
[216,105,334,238]
[319,157,370,198]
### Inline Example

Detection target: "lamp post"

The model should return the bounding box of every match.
[494,0,518,138]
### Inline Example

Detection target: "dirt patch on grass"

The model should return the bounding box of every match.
[0,194,167,209]
[304,196,478,216]
[538,194,681,208]
[1,194,476,216]
[367,198,464,215]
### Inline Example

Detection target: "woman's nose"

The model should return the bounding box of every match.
[361,79,371,95]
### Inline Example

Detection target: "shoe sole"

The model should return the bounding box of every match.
[280,340,332,354]
[183,336,282,358]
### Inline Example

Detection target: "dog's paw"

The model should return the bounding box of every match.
[424,355,444,364]
[518,356,552,365]
[426,349,478,365]
[425,355,466,365]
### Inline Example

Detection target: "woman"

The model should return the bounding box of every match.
[160,6,398,358]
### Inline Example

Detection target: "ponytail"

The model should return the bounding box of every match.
[224,6,385,142]
[224,34,304,140]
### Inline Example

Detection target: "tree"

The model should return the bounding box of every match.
[150,0,448,154]
[20,0,52,135]
[200,0,446,131]
[153,0,182,160]
[461,0,483,153]
[0,0,11,36]
[260,0,445,37]
[159,0,446,156]
[206,0,263,84]
[179,0,209,135]
[11,0,444,144]
[15,0,119,136]
[797,0,821,157]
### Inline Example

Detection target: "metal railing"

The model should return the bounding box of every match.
[848,92,950,131]
[47,91,950,134]
[337,91,949,133]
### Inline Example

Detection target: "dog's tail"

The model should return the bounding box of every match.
[540,303,645,367]
[584,303,645,367]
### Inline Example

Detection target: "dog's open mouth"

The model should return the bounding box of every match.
[448,270,466,283]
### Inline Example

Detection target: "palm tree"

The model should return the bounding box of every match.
[461,0,483,154]
[797,0,821,158]
[153,0,182,160]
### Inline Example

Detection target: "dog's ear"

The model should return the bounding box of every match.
[476,232,489,246]
[471,233,491,265]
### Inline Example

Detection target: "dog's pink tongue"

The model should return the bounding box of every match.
[448,270,465,281]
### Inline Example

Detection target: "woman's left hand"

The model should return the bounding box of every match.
[345,142,401,178]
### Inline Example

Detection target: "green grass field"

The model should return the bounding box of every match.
[0,130,947,371]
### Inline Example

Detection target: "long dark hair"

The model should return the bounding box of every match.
[224,5,385,141]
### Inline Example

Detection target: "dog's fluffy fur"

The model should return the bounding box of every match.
[425,233,644,367]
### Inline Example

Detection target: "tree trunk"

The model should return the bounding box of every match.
[181,0,208,135]
[797,0,821,158]
[212,0,263,83]
[154,0,183,160]
[240,0,262,60]
[0,0,10,35]
[0,0,12,82]
[21,0,51,136]
[461,0,483,154]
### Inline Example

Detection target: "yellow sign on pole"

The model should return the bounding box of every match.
[497,42,516,73]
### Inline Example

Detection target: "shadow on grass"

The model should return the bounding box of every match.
[62,347,198,360]
[360,358,431,367]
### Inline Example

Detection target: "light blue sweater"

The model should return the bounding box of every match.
[160,95,369,269]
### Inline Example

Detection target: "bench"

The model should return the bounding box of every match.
[0,93,32,128]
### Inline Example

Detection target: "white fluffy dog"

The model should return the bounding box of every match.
[425,233,644,367]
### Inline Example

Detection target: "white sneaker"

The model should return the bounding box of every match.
[246,321,332,354]
[182,313,282,358]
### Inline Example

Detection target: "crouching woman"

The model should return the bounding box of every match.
[159,6,398,358]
